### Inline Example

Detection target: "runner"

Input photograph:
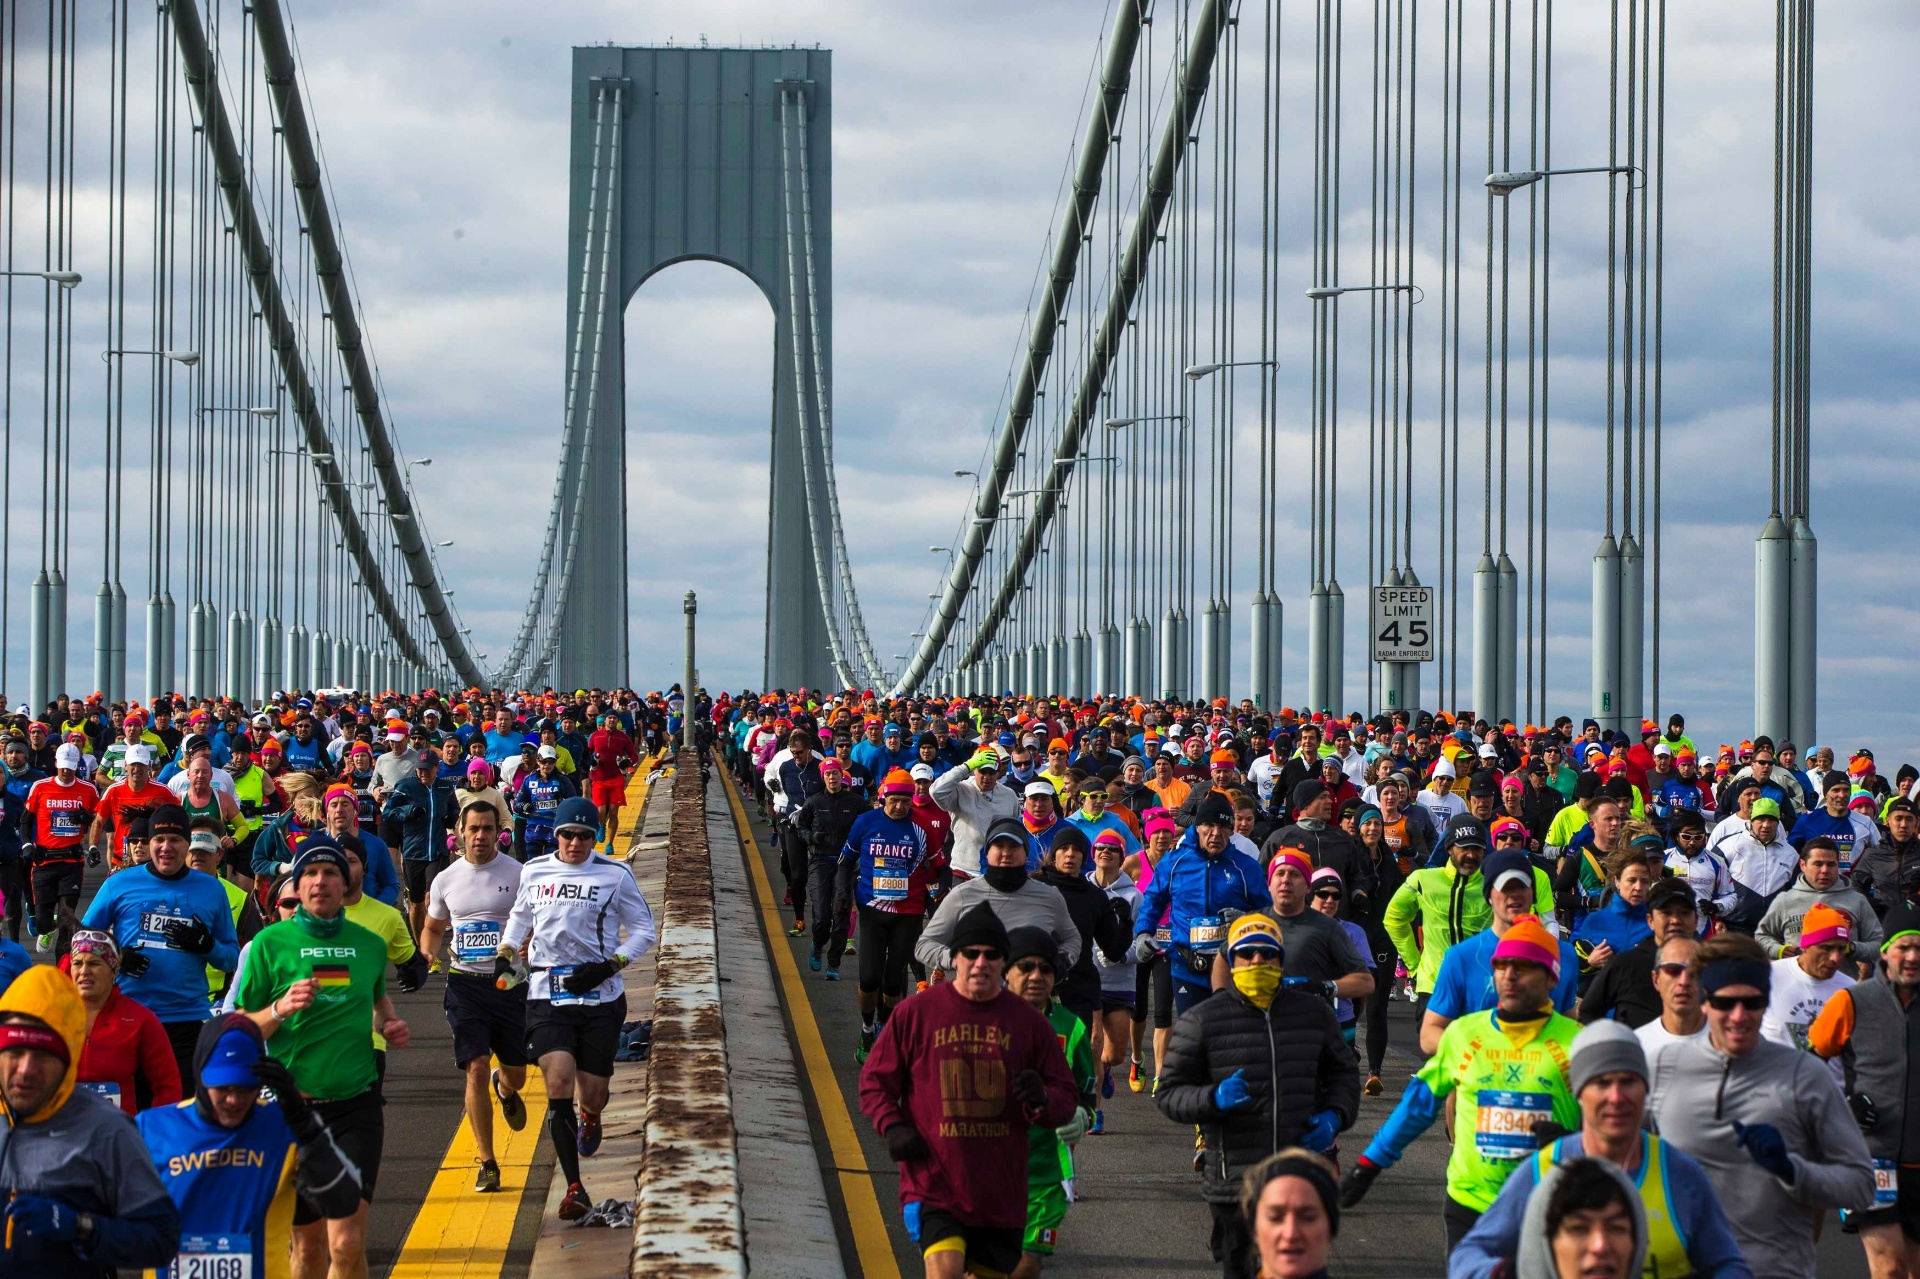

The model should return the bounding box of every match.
[420,797,529,1192]
[233,836,411,1278]
[497,796,656,1220]
[23,742,100,953]
[79,802,240,1081]
[138,1013,364,1279]
[1003,926,1097,1278]
[859,902,1079,1279]
[586,710,638,846]
[841,769,933,1059]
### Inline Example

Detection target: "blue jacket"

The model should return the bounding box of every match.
[382,774,457,862]
[1573,895,1652,957]
[1449,1131,1752,1279]
[1424,924,1581,1019]
[1132,830,1272,984]
[282,735,328,772]
[0,760,43,863]
[80,865,240,1022]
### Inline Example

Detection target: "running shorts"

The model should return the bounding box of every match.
[1023,1179,1072,1255]
[590,777,626,809]
[525,994,627,1078]
[908,1204,1022,1279]
[294,1088,383,1224]
[444,971,529,1068]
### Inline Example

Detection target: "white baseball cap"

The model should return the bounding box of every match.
[55,743,82,770]
[1024,780,1058,799]
[909,763,936,781]
[1652,742,1673,757]
[537,745,559,760]
[125,744,154,767]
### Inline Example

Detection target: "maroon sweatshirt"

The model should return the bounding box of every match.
[859,982,1078,1228]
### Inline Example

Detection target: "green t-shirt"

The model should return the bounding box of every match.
[1420,1009,1582,1211]
[235,908,388,1101]
[1027,1000,1095,1187]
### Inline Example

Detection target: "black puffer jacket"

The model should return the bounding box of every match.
[792,788,869,861]
[1040,867,1132,1016]
[1155,986,1361,1203]
[1261,821,1375,921]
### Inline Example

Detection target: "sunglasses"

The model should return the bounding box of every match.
[1012,958,1055,975]
[1655,963,1690,978]
[958,946,1005,963]
[1233,946,1283,962]
[1311,888,1343,900]
[1705,993,1768,1013]
[277,898,299,911]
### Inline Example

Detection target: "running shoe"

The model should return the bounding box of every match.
[845,940,857,955]
[1128,1057,1145,1093]
[33,931,54,955]
[493,1069,526,1131]
[577,1110,603,1157]
[1100,1066,1115,1100]
[787,919,806,937]
[809,948,823,972]
[915,980,928,993]
[475,1160,501,1193]
[825,967,841,982]
[1089,1108,1105,1136]
[428,957,444,975]
[1364,1074,1382,1097]
[855,1025,877,1064]
[558,1181,592,1221]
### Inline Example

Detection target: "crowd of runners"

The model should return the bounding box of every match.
[0,686,670,1278]
[8,678,1920,1279]
[728,690,1919,1279]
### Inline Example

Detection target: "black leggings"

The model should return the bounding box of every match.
[1362,933,1395,1073]
[855,905,921,998]
[1133,953,1173,1029]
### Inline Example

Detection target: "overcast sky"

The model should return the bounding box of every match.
[10,0,1919,764]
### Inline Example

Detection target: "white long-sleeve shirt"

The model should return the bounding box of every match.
[502,852,657,1004]
[928,761,1021,878]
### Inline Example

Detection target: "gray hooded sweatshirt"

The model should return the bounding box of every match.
[1753,872,1884,969]
[1515,1158,1648,1279]
[1647,1033,1874,1279]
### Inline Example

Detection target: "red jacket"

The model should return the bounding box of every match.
[75,983,182,1115]
[858,983,1077,1229]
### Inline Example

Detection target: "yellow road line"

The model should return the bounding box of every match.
[389,1066,546,1279]
[605,751,664,859]
[717,761,902,1279]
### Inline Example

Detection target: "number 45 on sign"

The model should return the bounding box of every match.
[1371,586,1433,663]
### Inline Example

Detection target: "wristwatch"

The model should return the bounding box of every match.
[613,953,629,971]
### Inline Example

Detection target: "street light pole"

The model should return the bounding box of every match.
[682,591,697,752]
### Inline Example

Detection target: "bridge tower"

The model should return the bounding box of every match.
[555,45,836,691]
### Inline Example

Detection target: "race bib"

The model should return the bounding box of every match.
[1876,1158,1899,1207]
[871,875,909,902]
[1188,915,1226,952]
[171,1235,253,1279]
[139,910,191,950]
[1152,926,1172,945]
[548,965,603,1007]
[80,1080,122,1108]
[1474,1090,1553,1162]
[453,920,502,964]
[49,808,84,839]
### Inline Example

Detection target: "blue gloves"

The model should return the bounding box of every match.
[7,1194,79,1242]
[1214,1069,1255,1112]
[1732,1120,1795,1183]
[1301,1108,1339,1153]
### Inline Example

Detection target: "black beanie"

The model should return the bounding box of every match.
[948,902,1011,959]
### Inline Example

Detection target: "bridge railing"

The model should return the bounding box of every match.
[630,748,746,1277]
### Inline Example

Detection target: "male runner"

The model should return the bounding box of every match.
[497,797,656,1220]
[24,741,100,952]
[421,798,529,1192]
[586,712,638,846]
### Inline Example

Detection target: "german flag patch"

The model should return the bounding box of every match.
[313,964,352,988]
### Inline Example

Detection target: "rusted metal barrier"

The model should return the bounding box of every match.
[631,748,746,1277]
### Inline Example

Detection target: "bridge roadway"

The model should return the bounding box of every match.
[720,762,1876,1279]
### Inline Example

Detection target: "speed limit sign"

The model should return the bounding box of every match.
[1371,585,1434,663]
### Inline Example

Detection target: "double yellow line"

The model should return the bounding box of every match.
[716,761,902,1279]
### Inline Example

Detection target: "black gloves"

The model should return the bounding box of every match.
[394,954,429,993]
[1850,1092,1880,1131]
[253,1057,313,1130]
[1339,1157,1383,1207]
[562,959,620,994]
[885,1122,929,1162]
[1011,1068,1048,1112]
[161,917,215,955]
[119,949,151,978]
[1532,1119,1574,1147]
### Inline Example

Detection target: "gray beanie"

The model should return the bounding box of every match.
[1568,1019,1648,1097]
